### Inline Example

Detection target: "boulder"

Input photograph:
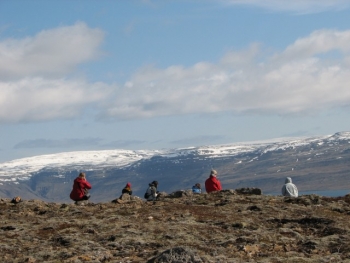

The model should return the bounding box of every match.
[236,187,262,195]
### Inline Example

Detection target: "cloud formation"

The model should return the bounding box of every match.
[1,22,350,123]
[0,22,112,122]
[0,78,111,122]
[220,0,350,14]
[0,22,104,80]
[104,29,350,119]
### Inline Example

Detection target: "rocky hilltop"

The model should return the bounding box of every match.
[1,190,350,263]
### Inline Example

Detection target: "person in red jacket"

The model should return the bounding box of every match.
[205,169,222,193]
[70,172,92,201]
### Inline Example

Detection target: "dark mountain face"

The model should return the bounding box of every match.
[1,132,350,202]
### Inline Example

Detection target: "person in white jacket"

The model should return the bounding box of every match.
[282,177,298,197]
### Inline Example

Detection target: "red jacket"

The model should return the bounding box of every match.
[205,175,222,193]
[70,177,92,201]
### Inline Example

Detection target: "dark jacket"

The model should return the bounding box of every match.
[205,175,222,193]
[145,182,158,201]
[70,177,92,201]
[122,187,132,195]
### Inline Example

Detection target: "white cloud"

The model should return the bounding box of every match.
[0,77,112,122]
[1,23,350,124]
[280,30,350,58]
[0,22,104,80]
[103,29,350,119]
[220,0,350,14]
[0,22,111,123]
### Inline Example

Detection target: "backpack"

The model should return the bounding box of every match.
[144,187,152,199]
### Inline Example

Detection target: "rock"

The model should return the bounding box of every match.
[168,190,193,198]
[111,198,124,204]
[119,193,131,201]
[247,205,262,211]
[147,247,203,263]
[74,200,89,206]
[232,222,248,228]
[235,187,262,195]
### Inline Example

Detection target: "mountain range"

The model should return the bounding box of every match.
[1,131,350,202]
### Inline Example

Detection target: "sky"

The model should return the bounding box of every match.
[1,0,350,163]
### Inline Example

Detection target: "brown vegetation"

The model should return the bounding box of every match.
[1,190,350,262]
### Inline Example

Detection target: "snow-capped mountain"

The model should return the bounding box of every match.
[1,131,350,202]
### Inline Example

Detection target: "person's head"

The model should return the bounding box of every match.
[195,183,201,188]
[151,180,158,187]
[78,172,86,179]
[285,177,292,184]
[126,182,131,188]
[210,170,217,176]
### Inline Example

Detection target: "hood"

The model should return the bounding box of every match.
[285,177,292,184]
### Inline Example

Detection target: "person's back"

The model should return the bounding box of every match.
[282,177,298,197]
[205,170,222,193]
[118,182,132,200]
[144,181,159,201]
[122,182,132,195]
[192,183,202,194]
[70,172,92,201]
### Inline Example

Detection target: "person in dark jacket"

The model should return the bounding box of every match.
[205,170,222,193]
[122,182,132,195]
[70,172,92,201]
[144,181,159,201]
[120,182,132,197]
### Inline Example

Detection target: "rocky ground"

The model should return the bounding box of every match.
[1,189,350,263]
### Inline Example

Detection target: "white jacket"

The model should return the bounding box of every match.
[282,177,298,197]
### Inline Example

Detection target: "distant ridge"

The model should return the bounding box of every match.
[1,132,346,182]
[0,131,350,202]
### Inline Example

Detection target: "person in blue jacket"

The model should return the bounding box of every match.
[192,183,202,194]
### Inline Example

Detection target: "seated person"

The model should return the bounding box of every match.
[282,177,298,197]
[119,182,132,199]
[205,169,222,193]
[192,183,202,194]
[144,181,159,201]
[70,172,92,201]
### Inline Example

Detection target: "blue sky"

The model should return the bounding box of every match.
[1,0,350,162]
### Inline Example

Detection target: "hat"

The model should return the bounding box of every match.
[126,182,131,187]
[210,169,217,176]
[151,180,158,186]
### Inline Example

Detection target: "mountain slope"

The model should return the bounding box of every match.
[1,132,350,202]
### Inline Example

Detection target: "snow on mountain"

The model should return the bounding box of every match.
[1,132,349,182]
[0,149,164,182]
